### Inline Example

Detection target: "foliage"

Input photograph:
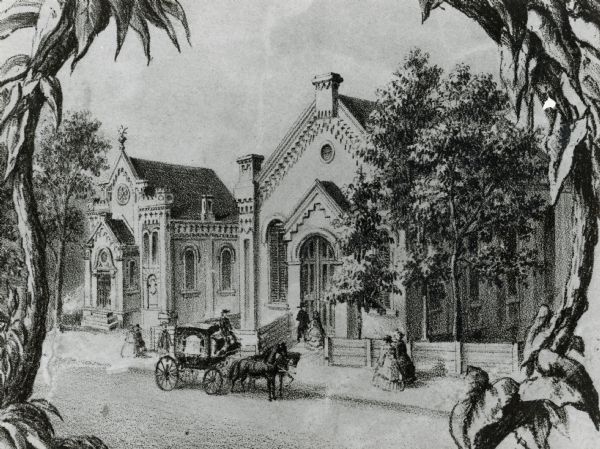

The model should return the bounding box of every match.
[339,50,547,341]
[418,1,600,447]
[330,170,400,314]
[0,1,189,447]
[34,110,110,325]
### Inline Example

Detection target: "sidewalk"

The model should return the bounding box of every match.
[291,345,461,416]
[42,330,462,416]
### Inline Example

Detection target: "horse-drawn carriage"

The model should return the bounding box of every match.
[154,321,241,394]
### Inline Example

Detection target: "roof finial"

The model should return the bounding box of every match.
[118,126,128,152]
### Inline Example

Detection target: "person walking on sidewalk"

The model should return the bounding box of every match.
[296,303,310,342]
[392,329,416,384]
[372,335,401,391]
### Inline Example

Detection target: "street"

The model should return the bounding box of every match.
[35,364,454,449]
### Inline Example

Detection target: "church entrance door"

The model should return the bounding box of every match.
[97,274,111,308]
[300,236,336,335]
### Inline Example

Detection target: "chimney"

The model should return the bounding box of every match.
[201,194,214,221]
[312,72,343,119]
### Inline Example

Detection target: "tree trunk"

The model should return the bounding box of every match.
[450,247,462,342]
[54,236,66,328]
[543,139,598,354]
[3,94,50,406]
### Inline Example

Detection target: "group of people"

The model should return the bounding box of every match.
[372,329,416,390]
[295,303,325,350]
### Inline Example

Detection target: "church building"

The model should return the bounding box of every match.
[84,71,570,345]
[83,72,405,336]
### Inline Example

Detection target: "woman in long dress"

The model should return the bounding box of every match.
[393,330,416,384]
[372,335,401,390]
[306,311,325,350]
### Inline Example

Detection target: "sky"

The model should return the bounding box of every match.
[2,0,500,187]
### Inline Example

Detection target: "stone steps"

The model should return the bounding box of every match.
[82,311,119,331]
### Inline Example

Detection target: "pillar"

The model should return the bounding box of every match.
[84,249,92,307]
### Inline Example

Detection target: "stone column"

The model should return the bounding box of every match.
[91,275,98,308]
[206,238,215,317]
[159,211,168,312]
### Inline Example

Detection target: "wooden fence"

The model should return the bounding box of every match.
[328,338,521,376]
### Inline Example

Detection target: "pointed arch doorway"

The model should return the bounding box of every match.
[300,235,337,335]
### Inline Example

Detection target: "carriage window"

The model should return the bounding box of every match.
[267,220,287,303]
[220,247,233,291]
[151,230,159,264]
[143,233,150,265]
[183,335,205,355]
[184,248,196,290]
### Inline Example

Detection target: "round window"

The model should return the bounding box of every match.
[320,144,334,163]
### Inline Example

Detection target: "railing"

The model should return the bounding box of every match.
[257,312,292,353]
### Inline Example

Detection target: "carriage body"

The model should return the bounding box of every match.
[154,321,241,393]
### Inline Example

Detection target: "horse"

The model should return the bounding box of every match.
[229,343,290,401]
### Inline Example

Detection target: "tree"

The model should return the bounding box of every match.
[330,50,442,338]
[330,170,400,339]
[418,1,600,447]
[0,0,189,447]
[34,110,110,328]
[406,65,547,342]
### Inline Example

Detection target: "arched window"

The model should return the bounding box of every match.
[220,247,234,291]
[151,230,159,264]
[267,221,287,303]
[143,233,150,265]
[184,248,196,291]
[128,260,137,288]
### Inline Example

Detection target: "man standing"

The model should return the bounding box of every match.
[296,303,310,342]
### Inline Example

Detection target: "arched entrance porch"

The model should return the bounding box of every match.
[299,235,337,335]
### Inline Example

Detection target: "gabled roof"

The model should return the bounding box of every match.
[87,217,135,246]
[339,95,376,128]
[106,218,135,245]
[129,157,237,221]
[284,179,349,236]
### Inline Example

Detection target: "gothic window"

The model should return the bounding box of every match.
[220,247,234,292]
[128,260,137,289]
[184,248,196,291]
[151,230,159,264]
[143,233,150,265]
[267,220,287,303]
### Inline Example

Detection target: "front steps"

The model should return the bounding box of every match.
[82,310,119,330]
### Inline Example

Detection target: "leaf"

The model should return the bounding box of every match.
[0,0,42,39]
[520,349,600,430]
[52,436,108,449]
[145,0,180,52]
[129,5,151,64]
[0,54,29,85]
[527,0,581,79]
[106,0,133,59]
[31,0,63,59]
[39,76,62,128]
[0,82,22,130]
[548,115,587,204]
[2,109,30,180]
[163,0,190,43]
[29,400,63,422]
[72,0,111,70]
[418,0,443,23]
[1,422,29,449]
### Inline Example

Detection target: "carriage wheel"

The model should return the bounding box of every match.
[203,368,224,395]
[155,356,179,391]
